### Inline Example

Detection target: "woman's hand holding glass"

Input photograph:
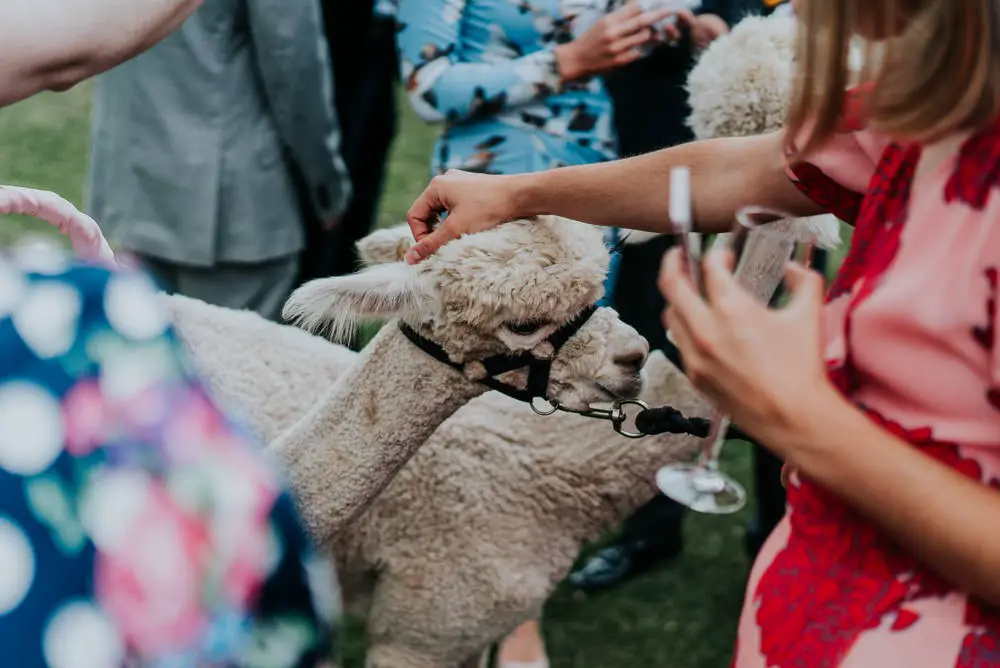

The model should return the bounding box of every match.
[657,242,835,459]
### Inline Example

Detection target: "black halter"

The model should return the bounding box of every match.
[398,304,745,442]
[398,304,598,407]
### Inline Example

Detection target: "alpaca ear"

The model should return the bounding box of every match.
[356,224,416,266]
[282,262,427,342]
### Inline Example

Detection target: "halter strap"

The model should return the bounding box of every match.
[398,304,598,406]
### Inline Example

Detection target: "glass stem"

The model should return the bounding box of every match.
[696,410,731,471]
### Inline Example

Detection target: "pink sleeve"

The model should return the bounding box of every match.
[788,128,886,194]
[782,96,889,225]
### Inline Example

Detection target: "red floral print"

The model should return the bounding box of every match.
[828,143,920,304]
[826,360,853,396]
[971,268,996,353]
[789,162,865,225]
[974,268,1000,412]
[944,116,1000,211]
[958,600,1000,668]
[754,405,992,667]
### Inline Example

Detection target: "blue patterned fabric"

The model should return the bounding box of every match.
[396,0,623,297]
[0,247,338,667]
[396,0,618,175]
[601,227,622,308]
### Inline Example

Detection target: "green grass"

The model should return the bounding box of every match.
[0,84,849,668]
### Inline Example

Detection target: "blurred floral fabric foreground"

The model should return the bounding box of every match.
[0,244,340,667]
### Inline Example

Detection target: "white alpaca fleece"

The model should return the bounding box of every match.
[166,297,704,668]
[170,214,646,553]
[284,217,609,355]
[686,14,796,140]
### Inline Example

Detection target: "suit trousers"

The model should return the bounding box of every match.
[140,254,300,323]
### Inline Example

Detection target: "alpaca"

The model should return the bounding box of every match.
[167,214,650,543]
[162,207,831,668]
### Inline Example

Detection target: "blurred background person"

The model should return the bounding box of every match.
[85,0,352,322]
[570,0,796,594]
[0,1,341,663]
[297,0,400,294]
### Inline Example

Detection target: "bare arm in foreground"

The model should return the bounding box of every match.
[405,129,821,262]
[0,0,203,107]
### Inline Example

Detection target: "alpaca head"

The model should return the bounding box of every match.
[686,13,797,140]
[282,217,649,411]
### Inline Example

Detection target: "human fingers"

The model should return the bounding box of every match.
[612,7,673,38]
[404,221,459,264]
[406,179,447,243]
[701,249,739,307]
[782,261,826,316]
[609,29,655,56]
[611,1,643,20]
[672,9,697,27]
[781,464,794,488]
[658,247,714,332]
[662,21,682,42]
[663,304,719,397]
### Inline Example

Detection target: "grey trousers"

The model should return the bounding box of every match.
[141,254,300,322]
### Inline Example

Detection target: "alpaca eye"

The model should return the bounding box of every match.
[504,320,547,336]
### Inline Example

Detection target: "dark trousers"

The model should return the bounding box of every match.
[297,5,399,285]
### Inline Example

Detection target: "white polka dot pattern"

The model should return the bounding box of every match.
[0,516,34,614]
[0,382,65,476]
[43,601,124,668]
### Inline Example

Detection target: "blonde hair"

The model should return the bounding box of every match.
[786,0,1000,158]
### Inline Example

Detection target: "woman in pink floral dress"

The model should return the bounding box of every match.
[399,0,1000,664]
[661,1,1000,664]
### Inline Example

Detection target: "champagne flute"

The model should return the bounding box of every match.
[655,172,813,514]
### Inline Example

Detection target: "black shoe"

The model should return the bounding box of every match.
[568,535,683,592]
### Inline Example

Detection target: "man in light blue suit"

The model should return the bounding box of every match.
[86,0,352,320]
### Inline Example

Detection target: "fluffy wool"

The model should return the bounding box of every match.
[173,308,703,668]
[168,216,646,548]
[169,233,808,668]
[686,13,796,140]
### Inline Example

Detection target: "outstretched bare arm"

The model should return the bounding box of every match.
[0,0,203,107]
[405,130,820,263]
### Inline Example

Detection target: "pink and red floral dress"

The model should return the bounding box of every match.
[732,97,1000,667]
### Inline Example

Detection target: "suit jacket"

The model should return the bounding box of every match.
[85,0,352,267]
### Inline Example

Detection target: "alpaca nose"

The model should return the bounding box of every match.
[615,345,648,371]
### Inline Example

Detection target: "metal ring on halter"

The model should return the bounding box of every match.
[611,399,650,439]
[531,397,560,416]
